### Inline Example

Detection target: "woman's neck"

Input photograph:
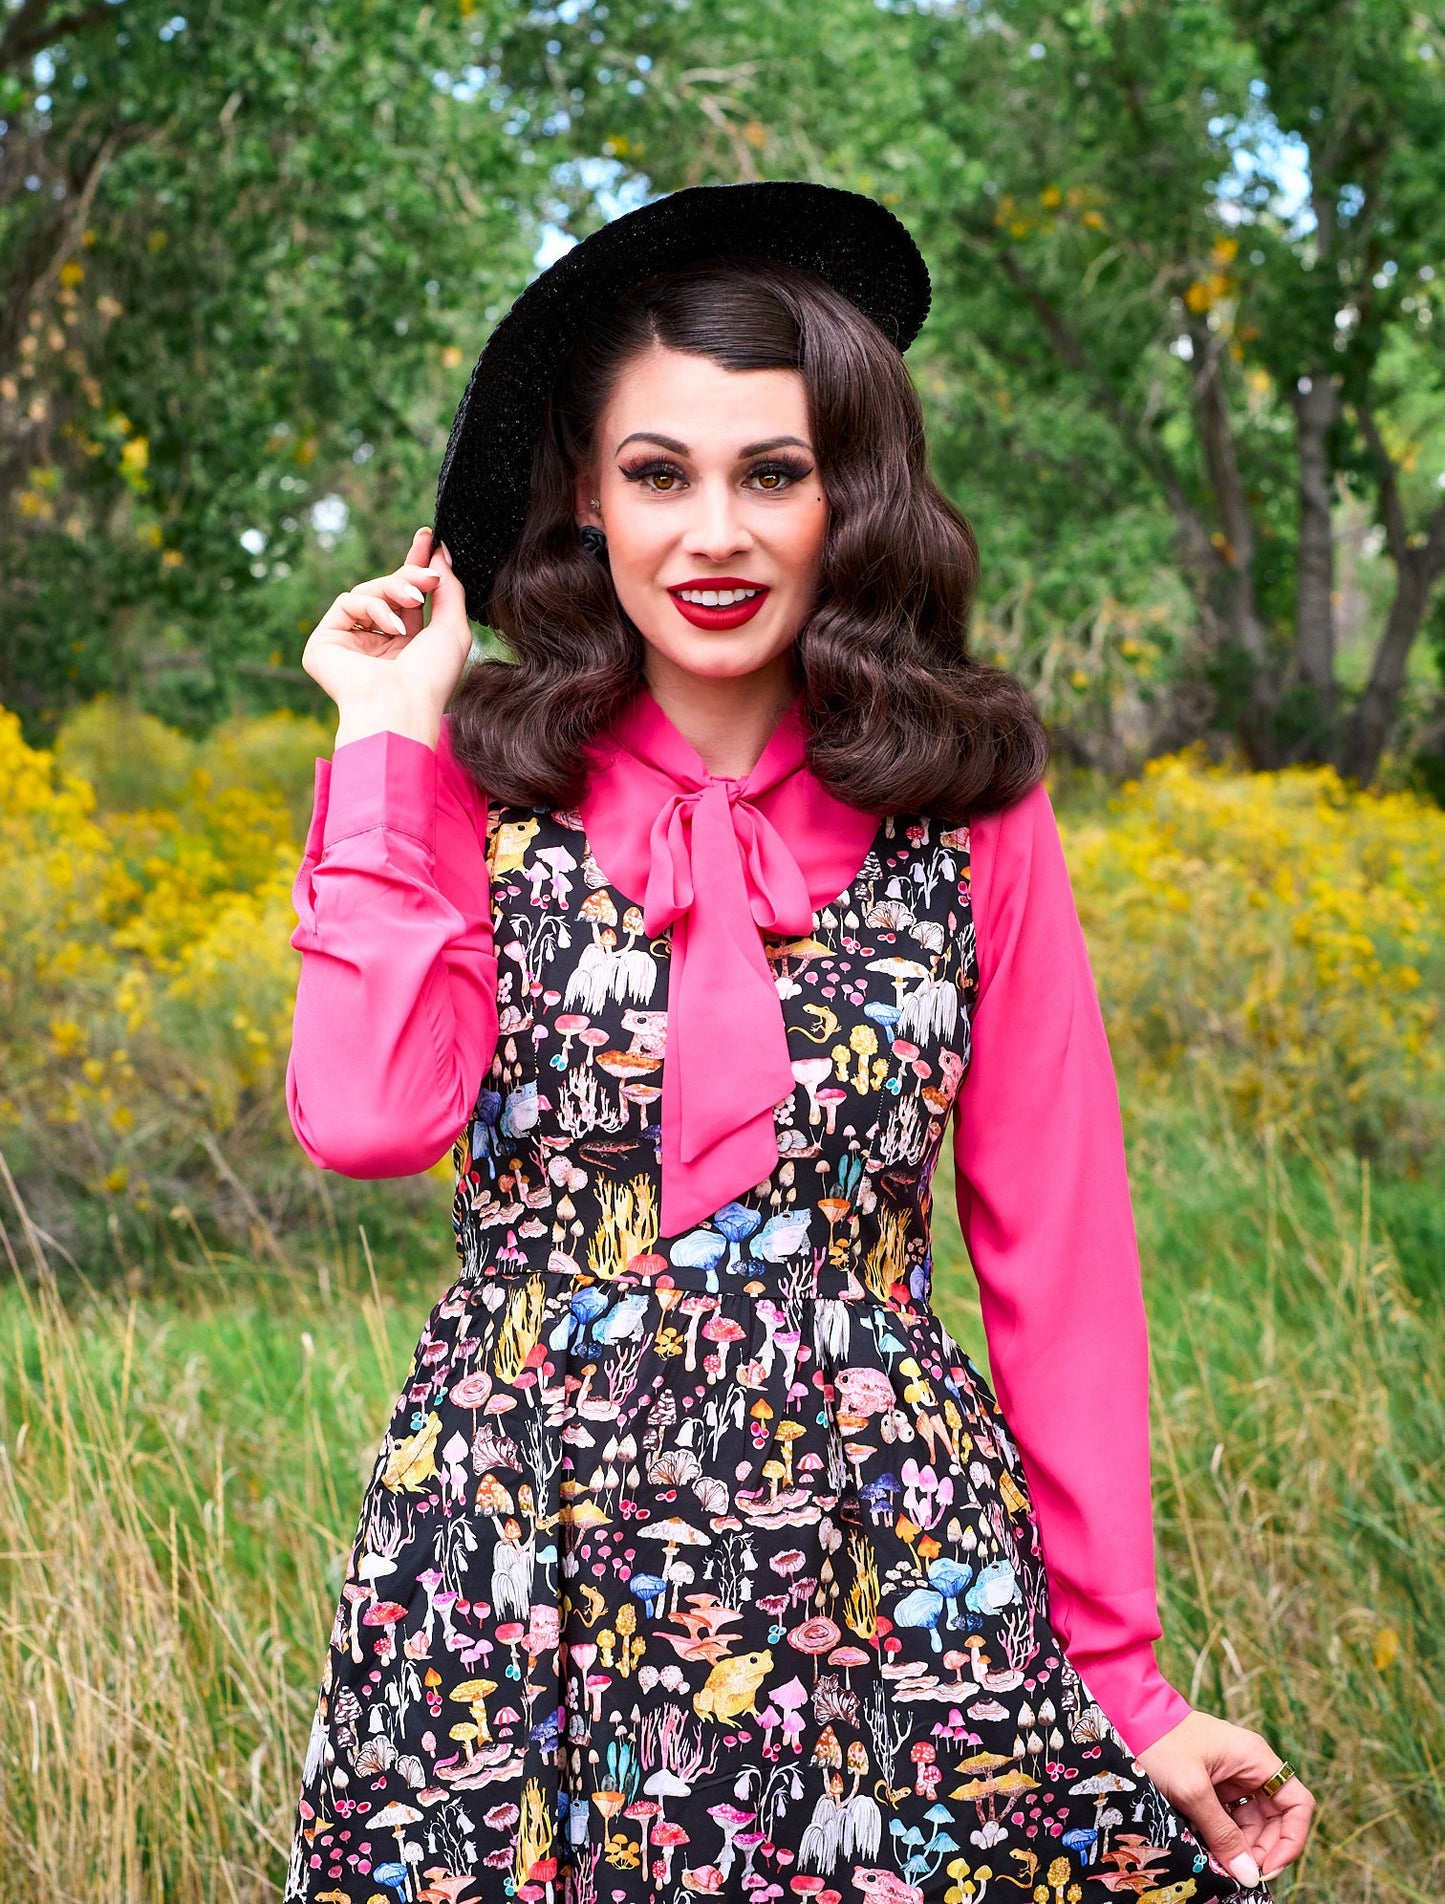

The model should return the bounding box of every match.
[641,653,801,779]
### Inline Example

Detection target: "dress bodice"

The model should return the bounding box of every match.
[450,803,978,1304]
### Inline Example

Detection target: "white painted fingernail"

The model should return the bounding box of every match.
[400,585,424,604]
[1229,1852,1262,1890]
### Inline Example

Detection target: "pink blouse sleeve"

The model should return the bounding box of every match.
[285,714,499,1177]
[952,780,1191,1759]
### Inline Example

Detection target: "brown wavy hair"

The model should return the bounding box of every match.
[448,255,1048,821]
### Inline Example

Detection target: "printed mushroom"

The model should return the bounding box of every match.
[925,1556,973,1628]
[711,1201,762,1268]
[637,1515,712,1591]
[650,1819,690,1884]
[366,1801,423,1884]
[449,1676,497,1742]
[705,1802,756,1880]
[786,1615,841,1680]
[700,1313,748,1382]
[893,1586,946,1652]
[643,1765,691,1828]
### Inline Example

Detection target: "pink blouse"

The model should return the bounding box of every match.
[285,715,1192,1759]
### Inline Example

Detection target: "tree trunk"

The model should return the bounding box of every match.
[1289,370,1340,755]
[1188,324,1280,765]
[1339,408,1445,784]
[1337,527,1445,783]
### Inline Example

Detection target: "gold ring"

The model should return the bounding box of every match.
[1256,1759,1296,1798]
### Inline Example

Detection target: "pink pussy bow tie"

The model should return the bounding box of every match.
[577,687,881,1239]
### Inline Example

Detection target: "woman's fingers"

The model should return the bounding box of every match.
[1260,1779,1316,1879]
[1179,1775,1265,1890]
[336,584,409,639]
[421,535,474,660]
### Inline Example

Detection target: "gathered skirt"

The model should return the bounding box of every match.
[282,1261,1260,1903]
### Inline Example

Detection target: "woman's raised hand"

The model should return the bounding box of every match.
[302,527,473,750]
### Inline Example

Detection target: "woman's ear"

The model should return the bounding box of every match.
[574,470,599,528]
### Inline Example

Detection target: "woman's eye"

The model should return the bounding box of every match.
[620,460,687,491]
[747,461,812,491]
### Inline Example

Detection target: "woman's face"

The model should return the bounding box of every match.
[579,343,828,685]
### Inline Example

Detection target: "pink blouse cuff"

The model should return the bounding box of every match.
[321,728,440,853]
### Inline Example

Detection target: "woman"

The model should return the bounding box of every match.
[283,182,1313,1902]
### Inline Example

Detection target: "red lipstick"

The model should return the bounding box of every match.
[666,577,771,630]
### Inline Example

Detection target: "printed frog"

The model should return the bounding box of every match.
[692,1647,773,1723]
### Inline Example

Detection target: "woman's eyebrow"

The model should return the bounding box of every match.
[615,431,689,455]
[613,431,813,457]
[739,435,812,457]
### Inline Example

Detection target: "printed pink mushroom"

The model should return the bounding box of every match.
[341,1582,369,1664]
[700,1314,747,1382]
[787,1615,841,1681]
[827,1644,870,1687]
[650,1820,689,1884]
[621,1080,663,1128]
[552,1014,590,1064]
[791,1056,834,1124]
[362,1600,409,1663]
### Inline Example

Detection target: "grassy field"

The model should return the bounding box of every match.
[2,706,1442,1899]
[0,1091,1440,1901]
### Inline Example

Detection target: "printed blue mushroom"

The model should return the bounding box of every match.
[669,1229,728,1279]
[369,1860,410,1901]
[926,1556,973,1628]
[711,1201,762,1269]
[893,1585,946,1651]
[858,1474,901,1524]
[863,999,901,1035]
[569,1285,611,1346]
[1061,1824,1097,1863]
[630,1572,669,1619]
[468,1088,503,1173]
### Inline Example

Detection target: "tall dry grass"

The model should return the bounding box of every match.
[0,1145,419,1901]
[0,1105,1440,1898]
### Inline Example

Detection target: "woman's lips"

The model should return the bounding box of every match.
[666,581,771,630]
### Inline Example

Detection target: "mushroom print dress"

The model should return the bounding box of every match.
[284,799,1258,1904]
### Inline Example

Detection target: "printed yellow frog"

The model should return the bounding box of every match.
[692,1648,773,1723]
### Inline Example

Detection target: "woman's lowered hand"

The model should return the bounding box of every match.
[1137,1710,1315,1890]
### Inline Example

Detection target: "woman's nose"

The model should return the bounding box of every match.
[682,482,752,561]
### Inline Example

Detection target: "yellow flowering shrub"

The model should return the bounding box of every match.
[0,702,325,1239]
[1063,746,1444,1166]
[3,699,1442,1266]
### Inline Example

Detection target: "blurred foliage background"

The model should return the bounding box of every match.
[3,0,1445,784]
[1,0,1443,1899]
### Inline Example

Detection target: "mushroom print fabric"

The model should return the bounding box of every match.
[284,806,1262,1904]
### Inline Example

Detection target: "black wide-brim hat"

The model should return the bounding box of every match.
[432,179,931,625]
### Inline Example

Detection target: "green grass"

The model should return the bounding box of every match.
[0,1091,1440,1899]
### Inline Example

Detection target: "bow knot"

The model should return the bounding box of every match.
[577,688,880,1236]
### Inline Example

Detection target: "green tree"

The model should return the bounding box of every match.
[0,0,537,734]
[503,0,1445,782]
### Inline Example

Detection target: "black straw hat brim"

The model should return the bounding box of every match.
[433,180,931,625]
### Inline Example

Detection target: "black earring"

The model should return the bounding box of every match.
[579,524,607,556]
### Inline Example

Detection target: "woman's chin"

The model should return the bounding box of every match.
[632,622,801,685]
